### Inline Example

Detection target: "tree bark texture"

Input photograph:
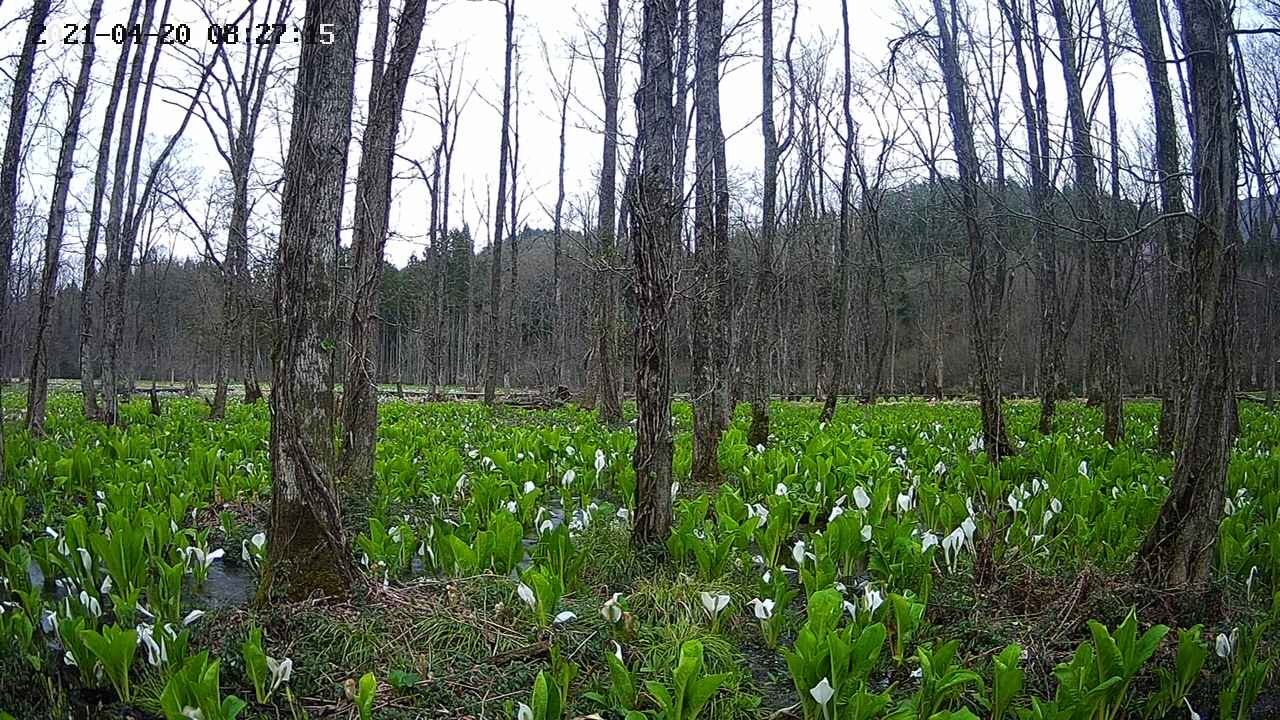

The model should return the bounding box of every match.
[339,0,429,483]
[265,0,361,601]
[1139,0,1240,589]
[78,0,144,421]
[820,0,854,423]
[632,0,678,547]
[101,0,161,424]
[746,0,777,447]
[691,0,728,484]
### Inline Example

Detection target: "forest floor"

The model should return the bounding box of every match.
[0,393,1277,719]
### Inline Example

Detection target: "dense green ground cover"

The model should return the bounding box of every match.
[0,393,1276,719]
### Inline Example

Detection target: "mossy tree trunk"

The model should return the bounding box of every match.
[264,0,361,601]
[1139,0,1240,589]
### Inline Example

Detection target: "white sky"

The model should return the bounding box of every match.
[2,0,1174,271]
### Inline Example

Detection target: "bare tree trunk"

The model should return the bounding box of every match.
[632,0,677,547]
[594,0,624,423]
[747,0,779,447]
[101,0,162,424]
[483,0,516,406]
[552,52,575,390]
[854,153,891,405]
[79,0,144,421]
[0,0,51,477]
[931,0,1014,460]
[1232,34,1275,416]
[264,0,361,601]
[229,1,291,409]
[691,0,727,484]
[339,0,428,483]
[506,51,522,389]
[27,0,97,433]
[999,0,1057,434]
[1051,0,1123,443]
[1139,0,1239,590]
[820,0,854,423]
[1267,245,1277,408]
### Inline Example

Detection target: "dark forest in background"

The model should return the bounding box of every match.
[1,183,1275,399]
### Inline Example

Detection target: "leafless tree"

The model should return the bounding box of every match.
[26,0,102,433]
[339,0,429,483]
[0,0,52,481]
[265,0,361,599]
[631,0,678,547]
[1139,0,1241,592]
[483,0,517,405]
[690,0,729,483]
[592,0,625,423]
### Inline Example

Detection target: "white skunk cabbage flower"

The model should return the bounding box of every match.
[516,583,536,611]
[852,487,871,511]
[863,585,884,614]
[699,591,730,620]
[1216,629,1238,659]
[748,598,775,620]
[600,593,624,624]
[267,656,293,692]
[810,677,835,707]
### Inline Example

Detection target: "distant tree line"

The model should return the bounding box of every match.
[0,184,1274,401]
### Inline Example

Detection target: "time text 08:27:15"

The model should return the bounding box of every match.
[41,22,338,46]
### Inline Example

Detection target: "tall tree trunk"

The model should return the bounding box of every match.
[1000,0,1057,434]
[1231,34,1275,414]
[101,0,162,424]
[1050,0,1123,442]
[632,0,677,547]
[339,0,429,483]
[506,52,521,389]
[854,158,891,405]
[1139,0,1239,589]
[264,0,361,601]
[691,0,727,484]
[0,0,52,478]
[820,0,854,423]
[552,54,575,389]
[483,0,516,406]
[79,0,144,421]
[30,0,96,432]
[232,2,289,409]
[594,0,624,423]
[932,0,1014,461]
[747,0,777,447]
